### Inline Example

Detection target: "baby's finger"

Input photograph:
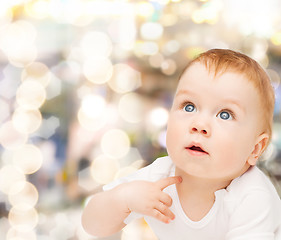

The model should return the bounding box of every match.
[156,176,182,190]
[159,192,173,207]
[151,208,172,224]
[156,202,175,220]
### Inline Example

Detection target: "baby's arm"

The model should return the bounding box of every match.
[82,176,182,237]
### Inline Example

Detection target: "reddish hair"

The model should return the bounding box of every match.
[180,49,275,142]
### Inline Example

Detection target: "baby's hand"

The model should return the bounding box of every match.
[122,176,182,224]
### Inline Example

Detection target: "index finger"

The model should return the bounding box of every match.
[156,176,182,190]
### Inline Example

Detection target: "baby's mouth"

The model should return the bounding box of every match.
[186,145,209,155]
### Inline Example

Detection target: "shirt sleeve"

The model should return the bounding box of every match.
[226,189,280,240]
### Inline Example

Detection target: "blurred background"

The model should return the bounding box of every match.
[0,0,281,239]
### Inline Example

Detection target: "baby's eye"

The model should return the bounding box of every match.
[184,103,196,112]
[217,111,233,120]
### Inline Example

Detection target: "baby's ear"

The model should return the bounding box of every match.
[248,133,269,166]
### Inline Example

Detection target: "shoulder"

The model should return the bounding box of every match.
[224,166,281,236]
[226,166,280,199]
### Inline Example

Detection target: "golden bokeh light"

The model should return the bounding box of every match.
[90,154,120,184]
[8,205,38,232]
[22,62,51,87]
[0,20,37,67]
[83,57,113,84]
[108,64,142,93]
[0,20,36,53]
[12,144,43,174]
[12,108,42,134]
[0,121,28,150]
[134,41,159,56]
[16,81,46,110]
[163,40,180,55]
[0,8,13,28]
[136,2,154,18]
[7,44,37,68]
[101,129,131,159]
[118,92,144,123]
[80,31,112,58]
[161,59,177,75]
[148,107,169,128]
[77,108,106,132]
[140,22,163,40]
[8,181,39,207]
[81,94,106,119]
[6,227,36,240]
[0,165,26,195]
[24,0,50,19]
[271,32,281,46]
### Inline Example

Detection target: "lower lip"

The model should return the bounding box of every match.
[186,148,208,156]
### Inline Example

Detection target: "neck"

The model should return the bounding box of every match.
[175,167,231,199]
[175,167,231,221]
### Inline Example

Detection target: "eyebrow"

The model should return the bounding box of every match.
[175,89,193,97]
[220,98,245,113]
[175,89,245,113]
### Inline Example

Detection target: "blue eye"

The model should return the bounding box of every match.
[184,103,196,112]
[218,111,233,120]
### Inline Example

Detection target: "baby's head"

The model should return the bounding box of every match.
[166,49,275,180]
[179,49,275,144]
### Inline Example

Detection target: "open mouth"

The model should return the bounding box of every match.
[186,144,208,155]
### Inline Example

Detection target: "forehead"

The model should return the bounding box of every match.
[178,62,251,90]
[176,62,260,106]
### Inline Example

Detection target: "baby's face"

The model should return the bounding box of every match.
[166,62,264,182]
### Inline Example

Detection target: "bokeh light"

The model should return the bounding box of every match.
[90,154,120,184]
[148,107,169,128]
[80,31,112,58]
[6,227,36,240]
[12,144,43,174]
[0,20,37,67]
[22,62,51,87]
[16,81,46,110]
[24,0,50,19]
[81,94,106,119]
[8,205,38,232]
[12,108,42,134]
[136,2,154,18]
[83,57,113,84]
[108,64,142,93]
[7,44,37,68]
[0,8,13,28]
[0,165,26,195]
[0,121,28,150]
[8,181,39,207]
[101,129,131,158]
[118,92,145,123]
[161,59,177,75]
[140,22,163,40]
[0,20,36,53]
[77,108,106,132]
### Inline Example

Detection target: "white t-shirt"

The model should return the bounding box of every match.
[104,156,281,240]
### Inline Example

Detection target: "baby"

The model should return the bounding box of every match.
[82,49,281,239]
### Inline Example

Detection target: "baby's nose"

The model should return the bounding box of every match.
[190,121,211,137]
